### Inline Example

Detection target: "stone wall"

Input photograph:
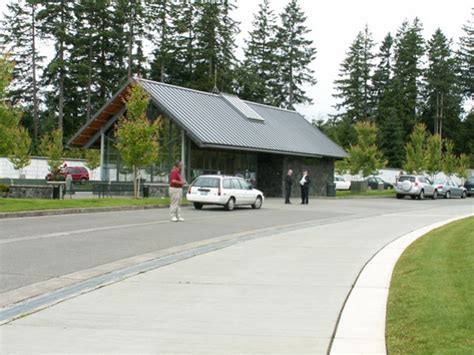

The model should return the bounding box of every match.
[283,156,334,198]
[8,185,53,199]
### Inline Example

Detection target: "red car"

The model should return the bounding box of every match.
[46,166,89,181]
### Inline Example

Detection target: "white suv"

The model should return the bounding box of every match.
[395,175,438,200]
[187,175,264,211]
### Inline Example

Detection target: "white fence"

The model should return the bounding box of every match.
[0,157,101,180]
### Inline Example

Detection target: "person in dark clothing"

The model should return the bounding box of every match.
[284,169,293,204]
[299,170,310,204]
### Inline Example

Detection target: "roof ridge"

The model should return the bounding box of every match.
[244,100,302,114]
[135,77,221,98]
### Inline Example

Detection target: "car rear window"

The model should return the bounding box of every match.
[193,177,220,188]
[399,176,415,182]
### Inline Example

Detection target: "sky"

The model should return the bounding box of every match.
[1,0,472,120]
[232,0,472,120]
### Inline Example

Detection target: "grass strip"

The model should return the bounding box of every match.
[386,217,474,354]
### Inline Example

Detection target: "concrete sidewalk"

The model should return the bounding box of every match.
[1,202,472,354]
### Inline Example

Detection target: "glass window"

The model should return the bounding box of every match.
[399,176,415,182]
[238,179,251,189]
[231,178,243,189]
[193,177,220,188]
[223,179,231,189]
[418,176,426,183]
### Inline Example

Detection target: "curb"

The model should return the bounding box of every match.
[0,203,191,219]
[329,213,474,355]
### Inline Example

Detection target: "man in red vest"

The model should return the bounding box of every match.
[169,161,185,222]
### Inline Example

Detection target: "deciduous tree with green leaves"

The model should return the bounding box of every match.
[39,129,64,174]
[8,126,32,176]
[85,149,100,172]
[404,123,428,174]
[0,54,23,156]
[115,85,160,198]
[347,121,387,178]
[424,133,443,180]
[442,139,457,177]
[456,153,470,182]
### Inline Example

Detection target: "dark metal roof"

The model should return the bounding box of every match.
[69,78,347,159]
[138,78,347,158]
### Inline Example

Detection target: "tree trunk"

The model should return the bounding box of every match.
[127,0,134,79]
[58,1,65,135]
[86,34,93,122]
[31,3,39,144]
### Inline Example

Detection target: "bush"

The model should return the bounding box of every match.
[0,183,10,197]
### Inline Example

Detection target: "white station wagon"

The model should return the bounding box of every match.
[187,175,264,211]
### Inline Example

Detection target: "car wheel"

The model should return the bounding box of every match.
[396,194,404,199]
[418,190,425,200]
[432,190,438,200]
[461,191,466,199]
[445,191,450,199]
[252,196,263,209]
[193,202,203,210]
[225,197,235,211]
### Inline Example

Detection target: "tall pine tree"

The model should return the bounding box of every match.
[1,0,43,144]
[392,18,425,137]
[192,1,239,93]
[333,25,375,121]
[458,9,474,97]
[239,0,279,104]
[422,29,463,148]
[274,0,316,109]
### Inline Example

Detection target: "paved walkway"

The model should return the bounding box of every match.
[1,200,472,354]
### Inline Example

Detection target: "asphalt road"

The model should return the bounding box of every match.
[1,197,472,296]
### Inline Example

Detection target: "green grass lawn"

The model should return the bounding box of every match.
[0,197,172,213]
[386,217,474,354]
[336,189,395,198]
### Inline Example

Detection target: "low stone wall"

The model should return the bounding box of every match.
[8,185,53,199]
[145,184,188,198]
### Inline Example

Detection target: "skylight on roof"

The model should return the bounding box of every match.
[221,93,265,122]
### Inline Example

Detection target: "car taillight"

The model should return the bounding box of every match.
[438,185,443,189]
[415,182,419,186]
[218,187,221,196]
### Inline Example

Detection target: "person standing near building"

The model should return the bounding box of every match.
[169,161,186,222]
[300,170,310,204]
[285,169,293,204]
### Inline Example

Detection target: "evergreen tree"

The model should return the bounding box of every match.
[392,18,425,137]
[458,9,473,96]
[422,29,463,145]
[372,33,394,110]
[148,0,179,83]
[378,105,405,168]
[274,0,316,109]
[1,0,43,144]
[37,0,75,136]
[239,0,279,104]
[333,25,375,121]
[192,1,240,93]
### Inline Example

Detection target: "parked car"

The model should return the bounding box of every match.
[46,166,89,181]
[334,176,351,190]
[464,177,474,197]
[395,175,438,200]
[366,176,393,190]
[434,179,467,199]
[186,175,264,211]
